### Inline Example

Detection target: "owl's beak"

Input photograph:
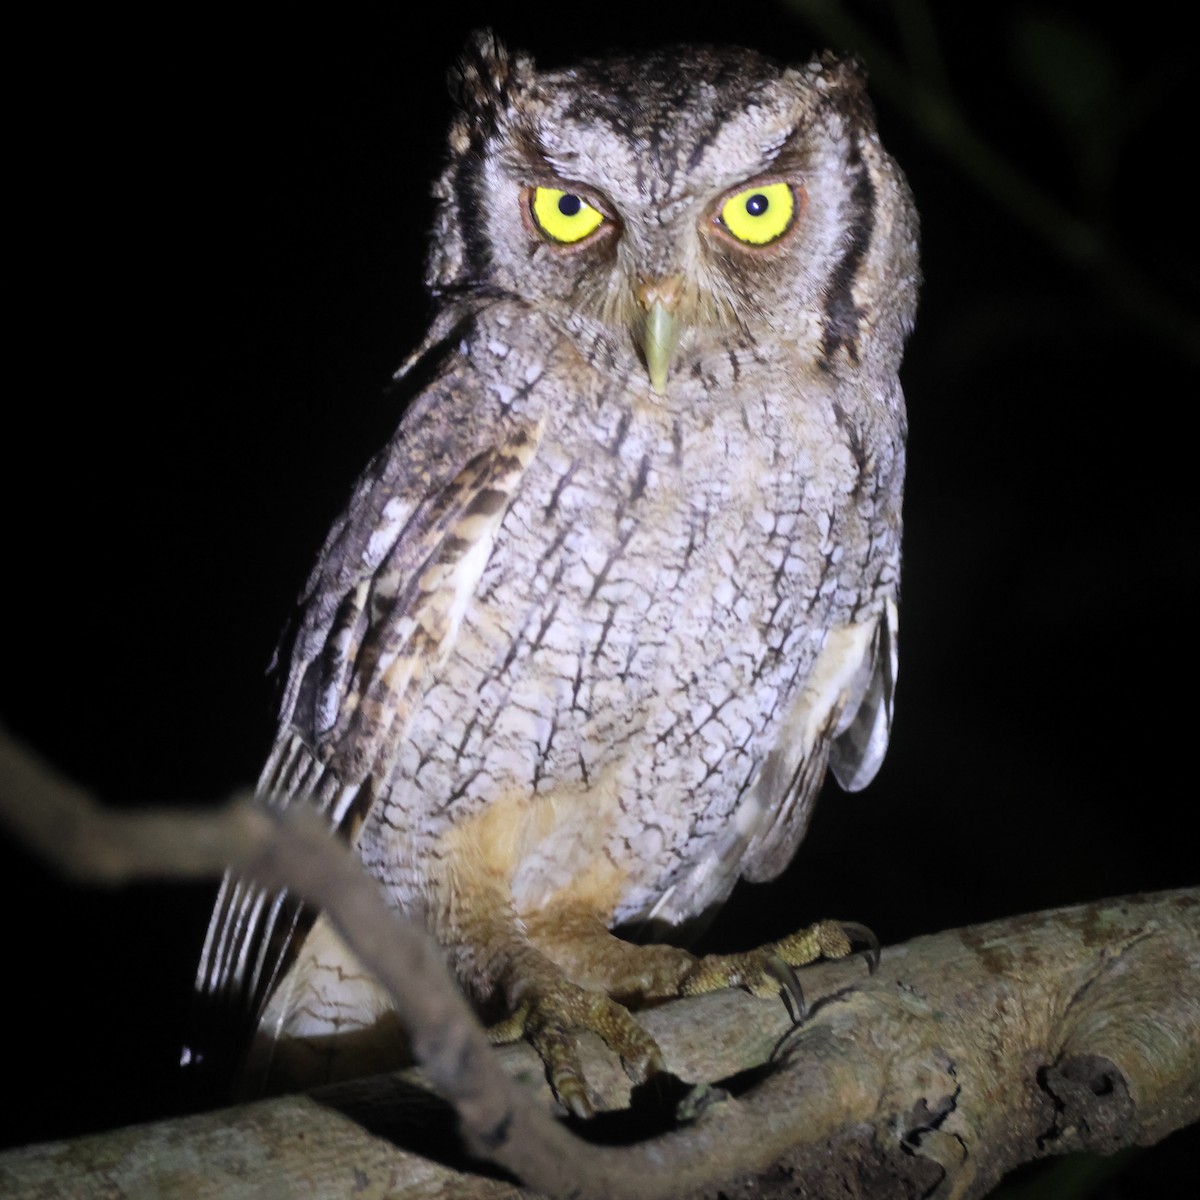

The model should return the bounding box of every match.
[635,276,685,393]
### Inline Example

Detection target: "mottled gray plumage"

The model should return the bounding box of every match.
[195,32,918,1104]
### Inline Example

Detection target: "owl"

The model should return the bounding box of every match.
[194,32,918,1117]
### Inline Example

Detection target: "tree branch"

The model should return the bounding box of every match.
[1,725,1196,1198]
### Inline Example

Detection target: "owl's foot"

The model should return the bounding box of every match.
[680,919,878,1016]
[490,977,663,1118]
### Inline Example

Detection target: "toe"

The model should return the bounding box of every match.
[679,916,878,1002]
[507,980,665,1116]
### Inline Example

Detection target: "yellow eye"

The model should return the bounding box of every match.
[529,187,605,244]
[717,182,796,246]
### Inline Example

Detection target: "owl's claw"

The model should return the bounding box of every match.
[838,920,881,973]
[763,955,806,1022]
[484,920,875,1115]
[492,982,663,1118]
[680,918,878,1012]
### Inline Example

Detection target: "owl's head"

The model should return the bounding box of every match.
[429,32,918,392]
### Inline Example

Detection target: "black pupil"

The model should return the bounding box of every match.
[745,193,769,217]
[558,193,582,217]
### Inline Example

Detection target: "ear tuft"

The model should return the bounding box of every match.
[450,29,532,130]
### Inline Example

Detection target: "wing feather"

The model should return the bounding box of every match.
[743,597,898,882]
[638,599,897,935]
[829,596,898,792]
[189,385,543,1077]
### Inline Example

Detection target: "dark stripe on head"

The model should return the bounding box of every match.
[820,126,874,370]
[444,32,525,290]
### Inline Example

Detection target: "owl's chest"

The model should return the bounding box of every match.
[491,386,868,658]
[392,385,875,818]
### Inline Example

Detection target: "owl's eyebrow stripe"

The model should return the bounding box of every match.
[818,125,875,369]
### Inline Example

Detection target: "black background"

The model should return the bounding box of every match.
[3,1,1196,1189]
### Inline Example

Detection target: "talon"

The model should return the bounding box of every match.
[763,955,805,1022]
[500,978,664,1115]
[679,915,878,1009]
[838,921,881,972]
[555,1074,595,1120]
[521,1001,592,1116]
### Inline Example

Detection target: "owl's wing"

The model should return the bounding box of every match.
[189,336,544,1074]
[742,596,898,882]
[827,596,898,794]
[639,598,897,936]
